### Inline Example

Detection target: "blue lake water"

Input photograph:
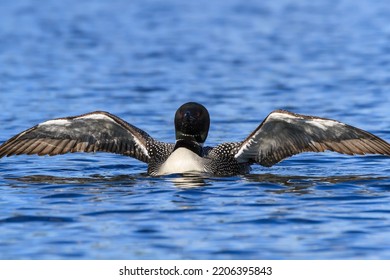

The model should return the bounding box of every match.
[1,0,390,259]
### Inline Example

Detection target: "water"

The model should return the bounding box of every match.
[1,0,390,259]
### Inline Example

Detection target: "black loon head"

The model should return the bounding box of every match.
[174,102,210,144]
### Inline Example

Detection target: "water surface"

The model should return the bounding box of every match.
[1,0,390,259]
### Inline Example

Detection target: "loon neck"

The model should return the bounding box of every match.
[173,139,203,156]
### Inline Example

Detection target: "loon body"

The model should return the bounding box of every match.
[1,102,390,176]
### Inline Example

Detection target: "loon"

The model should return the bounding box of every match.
[0,102,390,176]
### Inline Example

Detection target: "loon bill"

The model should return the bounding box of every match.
[1,102,390,176]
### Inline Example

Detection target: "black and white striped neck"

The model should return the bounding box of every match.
[173,139,203,156]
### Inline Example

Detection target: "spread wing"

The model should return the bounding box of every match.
[234,110,390,167]
[0,111,152,163]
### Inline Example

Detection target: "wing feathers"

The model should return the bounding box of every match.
[235,110,390,166]
[0,111,153,163]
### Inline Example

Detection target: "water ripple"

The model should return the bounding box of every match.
[1,0,390,260]
[0,215,74,224]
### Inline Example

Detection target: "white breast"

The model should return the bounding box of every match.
[156,148,205,175]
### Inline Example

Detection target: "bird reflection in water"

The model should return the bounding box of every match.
[7,172,385,191]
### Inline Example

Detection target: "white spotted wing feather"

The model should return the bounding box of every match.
[234,110,390,166]
[0,111,152,162]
